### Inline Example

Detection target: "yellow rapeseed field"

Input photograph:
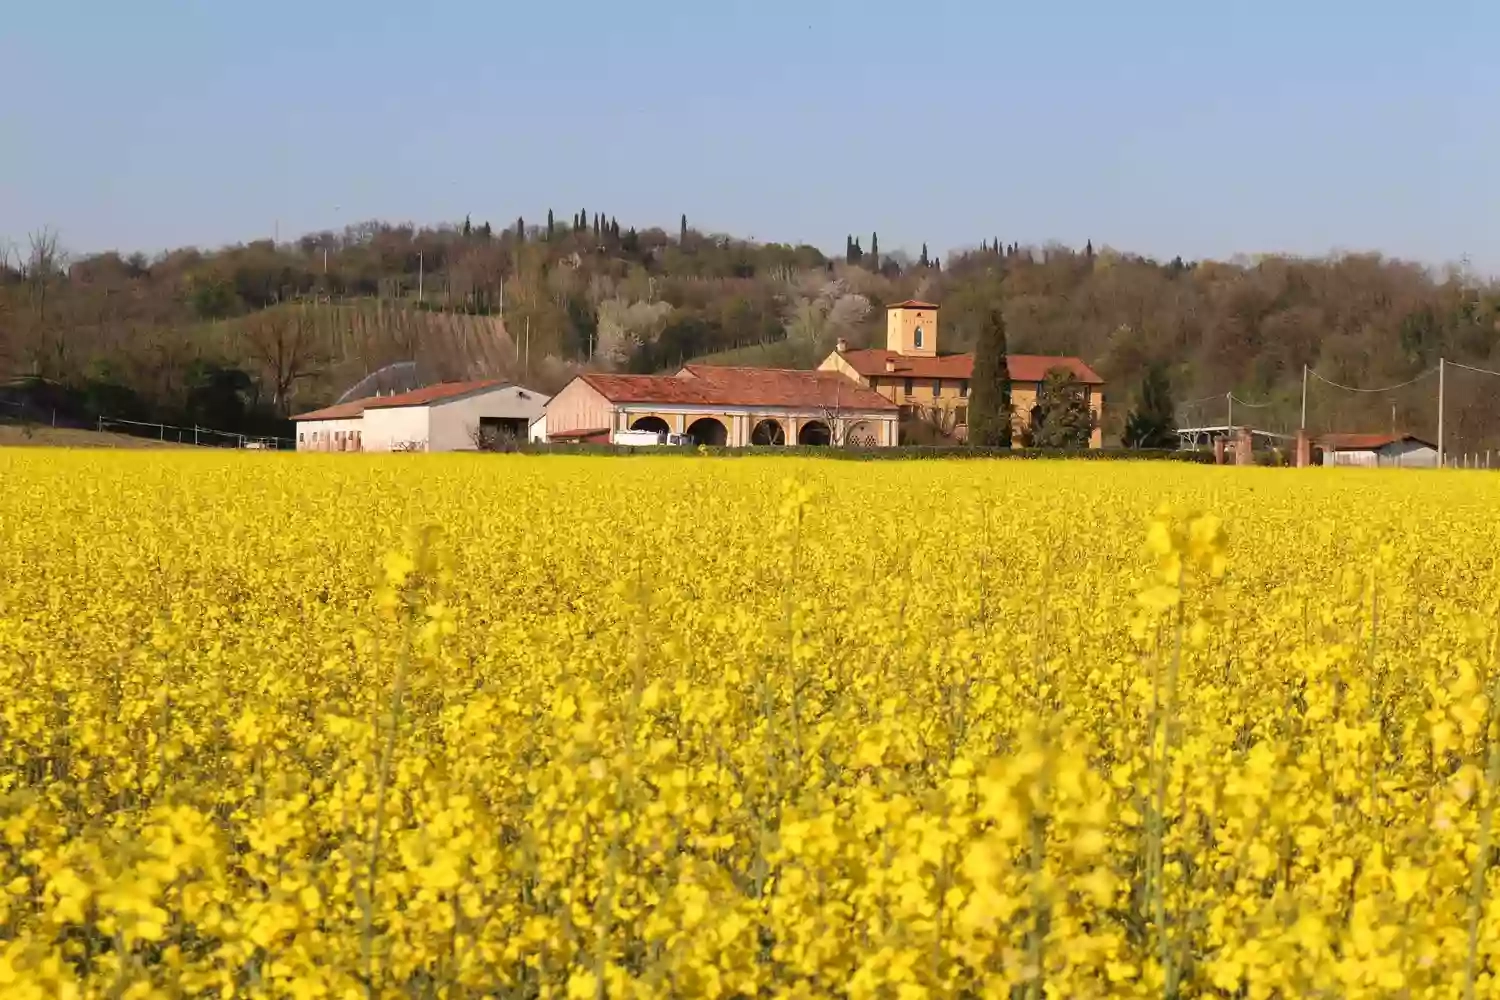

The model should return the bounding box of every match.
[4,450,1500,998]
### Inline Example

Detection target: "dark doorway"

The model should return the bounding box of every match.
[685,417,728,446]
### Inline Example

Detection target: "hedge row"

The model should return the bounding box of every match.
[510,444,1219,463]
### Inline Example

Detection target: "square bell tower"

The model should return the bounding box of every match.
[885,300,938,358]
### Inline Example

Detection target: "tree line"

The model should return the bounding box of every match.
[2,215,1497,448]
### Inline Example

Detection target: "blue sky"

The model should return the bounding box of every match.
[4,0,1496,270]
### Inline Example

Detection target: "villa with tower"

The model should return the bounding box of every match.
[540,299,1103,447]
[817,300,1105,447]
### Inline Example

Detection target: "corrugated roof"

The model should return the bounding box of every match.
[886,299,940,310]
[291,399,373,422]
[579,367,897,411]
[363,379,510,409]
[838,349,1105,385]
[293,379,514,421]
[1319,432,1435,451]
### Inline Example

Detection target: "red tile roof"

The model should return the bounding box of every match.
[1318,432,1435,451]
[290,399,372,422]
[886,299,940,310]
[579,367,896,411]
[363,379,509,409]
[292,379,510,421]
[837,349,1105,385]
[549,427,611,442]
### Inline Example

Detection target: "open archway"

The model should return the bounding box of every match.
[797,420,832,446]
[750,419,786,446]
[630,416,671,434]
[685,417,728,446]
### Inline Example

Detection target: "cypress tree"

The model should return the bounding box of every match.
[870,232,879,270]
[462,214,472,238]
[680,214,689,244]
[919,243,930,267]
[546,209,555,239]
[515,216,525,243]
[1122,364,1177,448]
[578,208,587,233]
[968,307,1012,447]
[1085,238,1095,260]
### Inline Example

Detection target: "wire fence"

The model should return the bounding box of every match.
[0,399,293,450]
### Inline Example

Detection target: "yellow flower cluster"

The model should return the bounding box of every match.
[4,450,1500,998]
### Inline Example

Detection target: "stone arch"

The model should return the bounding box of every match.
[797,420,832,446]
[631,415,670,434]
[685,417,728,446]
[750,419,786,446]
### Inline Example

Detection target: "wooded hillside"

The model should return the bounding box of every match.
[3,214,1497,448]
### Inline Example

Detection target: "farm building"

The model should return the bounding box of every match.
[817,300,1105,446]
[542,365,899,446]
[292,380,548,452]
[1317,433,1438,468]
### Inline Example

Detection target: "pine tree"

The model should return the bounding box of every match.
[478,221,492,240]
[1028,369,1095,448]
[968,307,1012,447]
[1122,364,1177,448]
[919,243,930,268]
[546,210,555,240]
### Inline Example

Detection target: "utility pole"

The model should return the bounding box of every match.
[1437,357,1446,468]
[1226,392,1233,433]
[1300,365,1308,430]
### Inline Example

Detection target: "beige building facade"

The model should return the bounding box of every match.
[820,301,1105,446]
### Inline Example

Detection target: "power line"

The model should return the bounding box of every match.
[1228,394,1276,409]
[1446,360,1500,380]
[1306,366,1438,393]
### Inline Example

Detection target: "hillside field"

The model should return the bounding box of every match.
[4,452,1500,996]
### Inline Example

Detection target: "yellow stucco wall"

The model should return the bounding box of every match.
[886,307,938,357]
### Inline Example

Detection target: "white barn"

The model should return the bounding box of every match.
[1318,433,1438,468]
[293,380,549,452]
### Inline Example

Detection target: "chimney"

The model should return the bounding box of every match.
[885,358,897,373]
[835,337,848,354]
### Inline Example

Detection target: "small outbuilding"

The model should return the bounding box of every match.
[293,380,549,452]
[1317,433,1438,468]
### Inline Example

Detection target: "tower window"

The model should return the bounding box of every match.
[959,380,969,398]
[903,377,914,396]
[932,379,942,397]
[914,325,924,349]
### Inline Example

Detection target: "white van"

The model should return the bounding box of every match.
[612,429,692,447]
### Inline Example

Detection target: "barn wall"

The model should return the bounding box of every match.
[363,406,432,452]
[428,387,549,451]
[295,417,364,452]
[543,379,617,438]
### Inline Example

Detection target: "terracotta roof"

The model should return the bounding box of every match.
[549,426,611,441]
[837,349,1105,385]
[578,367,896,411]
[363,379,510,409]
[1318,432,1435,451]
[886,299,939,310]
[293,379,514,420]
[291,399,372,422]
